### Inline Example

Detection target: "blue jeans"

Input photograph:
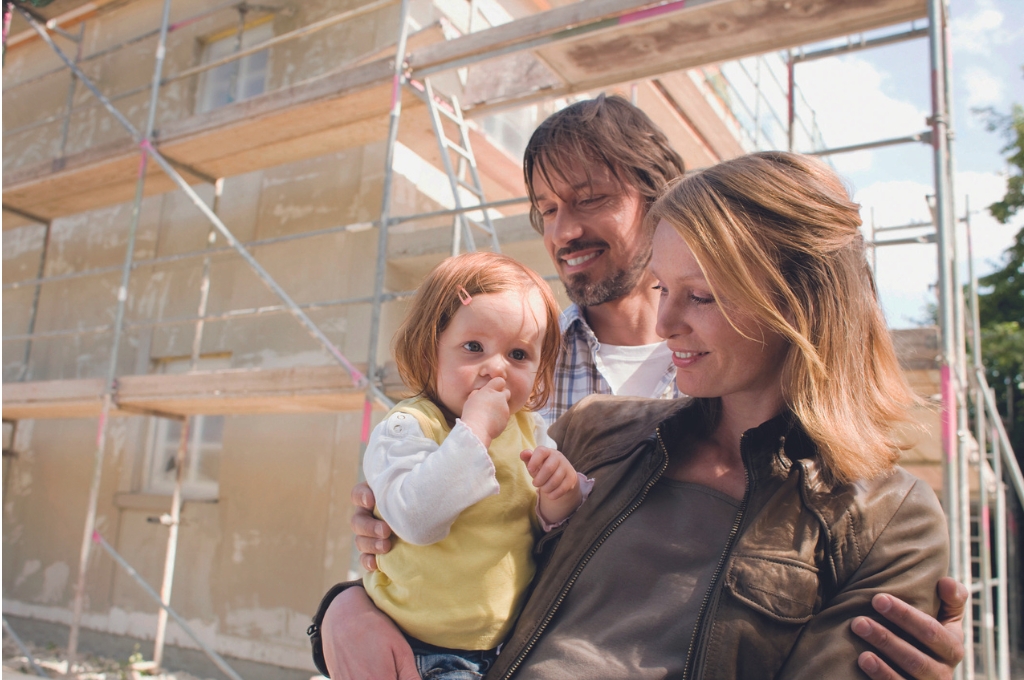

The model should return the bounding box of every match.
[407,637,498,680]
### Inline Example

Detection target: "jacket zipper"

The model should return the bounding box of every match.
[499,429,671,680]
[681,433,751,680]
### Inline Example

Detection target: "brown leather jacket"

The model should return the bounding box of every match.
[486,395,949,680]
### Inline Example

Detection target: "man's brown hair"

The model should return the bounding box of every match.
[393,252,561,412]
[523,94,685,234]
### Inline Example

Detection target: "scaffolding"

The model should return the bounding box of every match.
[2,0,1021,677]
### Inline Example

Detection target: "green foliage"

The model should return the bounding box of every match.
[982,322,1024,384]
[975,93,1024,456]
[977,225,1024,326]
[982,103,1024,224]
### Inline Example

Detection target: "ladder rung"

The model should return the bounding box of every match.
[464,217,496,235]
[436,103,463,125]
[444,141,473,160]
[457,179,484,196]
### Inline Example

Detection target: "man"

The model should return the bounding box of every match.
[319,95,966,680]
[524,95,685,424]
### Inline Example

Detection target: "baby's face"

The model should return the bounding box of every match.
[435,288,547,419]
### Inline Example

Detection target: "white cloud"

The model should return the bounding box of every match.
[856,180,934,227]
[952,170,1015,277]
[951,0,1006,55]
[962,67,1005,108]
[796,57,929,174]
[854,180,937,326]
[849,171,1016,328]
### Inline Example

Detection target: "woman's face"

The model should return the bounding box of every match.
[650,220,789,415]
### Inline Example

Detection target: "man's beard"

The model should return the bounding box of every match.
[561,246,651,307]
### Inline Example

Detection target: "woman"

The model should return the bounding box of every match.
[314,152,950,679]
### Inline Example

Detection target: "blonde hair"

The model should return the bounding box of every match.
[393,252,561,412]
[648,152,918,483]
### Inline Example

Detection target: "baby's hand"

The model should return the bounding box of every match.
[460,378,511,447]
[521,446,578,500]
[521,447,582,525]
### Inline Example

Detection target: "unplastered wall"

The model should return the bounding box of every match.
[3,0,408,175]
[1,410,363,670]
[1,151,411,670]
[3,417,133,619]
[1,140,429,382]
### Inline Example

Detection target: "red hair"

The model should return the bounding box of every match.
[393,252,561,411]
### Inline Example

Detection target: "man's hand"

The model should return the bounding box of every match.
[350,482,391,573]
[852,577,967,679]
[321,586,419,680]
[461,377,511,448]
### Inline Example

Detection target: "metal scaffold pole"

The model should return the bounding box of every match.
[45,0,172,653]
[364,0,412,406]
[939,2,975,672]
[926,1,967,678]
[151,178,221,666]
[966,197,1000,678]
[351,0,411,577]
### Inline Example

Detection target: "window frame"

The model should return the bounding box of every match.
[195,18,274,114]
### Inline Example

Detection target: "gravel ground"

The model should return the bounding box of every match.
[2,635,216,680]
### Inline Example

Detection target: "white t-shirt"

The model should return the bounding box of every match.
[595,341,673,397]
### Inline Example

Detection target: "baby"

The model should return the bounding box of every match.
[362,252,588,679]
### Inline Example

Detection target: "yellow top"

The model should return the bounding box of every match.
[364,397,539,650]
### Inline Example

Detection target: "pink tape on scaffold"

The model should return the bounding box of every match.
[168,17,201,32]
[941,365,954,462]
[390,73,401,110]
[92,530,102,543]
[619,0,686,25]
[136,139,153,177]
[982,504,990,534]
[360,399,373,445]
[95,411,107,448]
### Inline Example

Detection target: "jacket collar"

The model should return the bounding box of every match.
[553,396,821,484]
[659,402,818,485]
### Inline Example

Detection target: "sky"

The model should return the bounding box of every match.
[791,0,1023,328]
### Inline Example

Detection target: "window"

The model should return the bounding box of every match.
[146,415,224,499]
[143,356,230,500]
[196,20,273,114]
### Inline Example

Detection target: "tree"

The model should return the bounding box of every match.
[976,100,1024,457]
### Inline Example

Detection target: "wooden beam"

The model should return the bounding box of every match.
[2,378,107,420]
[408,0,664,73]
[2,365,410,420]
[891,326,940,372]
[651,72,746,163]
[459,0,926,114]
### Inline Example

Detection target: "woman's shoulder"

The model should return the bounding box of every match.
[549,395,691,466]
[799,460,946,565]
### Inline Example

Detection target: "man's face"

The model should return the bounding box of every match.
[531,164,651,307]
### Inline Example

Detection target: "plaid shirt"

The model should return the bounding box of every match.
[538,304,681,426]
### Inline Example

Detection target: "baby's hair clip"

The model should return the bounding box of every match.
[458,286,473,305]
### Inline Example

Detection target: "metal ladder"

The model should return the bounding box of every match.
[418,77,501,255]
